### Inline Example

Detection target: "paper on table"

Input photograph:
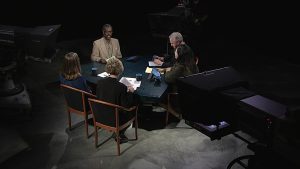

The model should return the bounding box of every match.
[148,61,162,67]
[119,77,141,90]
[145,67,152,73]
[145,67,165,74]
[98,72,110,77]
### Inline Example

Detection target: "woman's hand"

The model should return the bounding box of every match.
[127,86,135,93]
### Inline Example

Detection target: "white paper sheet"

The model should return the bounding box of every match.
[148,61,162,67]
[97,72,110,77]
[119,77,141,90]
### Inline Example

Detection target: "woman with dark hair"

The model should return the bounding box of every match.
[60,52,91,93]
[165,44,199,86]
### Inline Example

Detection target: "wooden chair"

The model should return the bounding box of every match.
[166,92,182,125]
[88,98,138,156]
[159,92,182,125]
[60,84,96,138]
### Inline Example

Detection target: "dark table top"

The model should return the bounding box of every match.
[81,56,168,103]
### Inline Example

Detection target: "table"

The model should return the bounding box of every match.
[81,56,168,103]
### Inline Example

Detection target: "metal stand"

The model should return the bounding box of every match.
[0,62,31,111]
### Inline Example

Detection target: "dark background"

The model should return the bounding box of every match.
[0,0,178,40]
[0,1,298,62]
[213,2,297,63]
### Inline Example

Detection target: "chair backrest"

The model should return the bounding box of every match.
[88,98,136,127]
[88,98,122,127]
[60,84,93,112]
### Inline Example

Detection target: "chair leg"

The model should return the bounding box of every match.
[135,118,138,140]
[85,114,88,138]
[165,110,169,126]
[116,131,120,156]
[95,126,98,148]
[68,110,72,130]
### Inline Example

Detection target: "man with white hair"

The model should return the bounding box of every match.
[152,32,194,113]
[153,32,186,67]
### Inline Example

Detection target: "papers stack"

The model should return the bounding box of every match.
[145,67,164,74]
[119,77,141,90]
[148,61,162,67]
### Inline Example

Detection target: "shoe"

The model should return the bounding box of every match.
[112,133,128,139]
[113,133,128,144]
[152,106,166,112]
[120,133,128,140]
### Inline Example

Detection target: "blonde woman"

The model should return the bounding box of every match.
[96,57,139,143]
